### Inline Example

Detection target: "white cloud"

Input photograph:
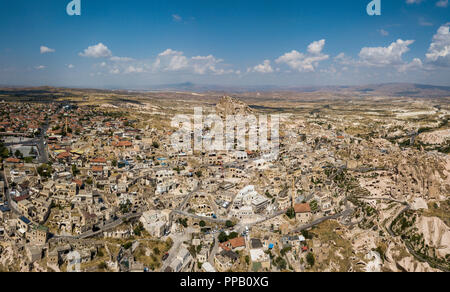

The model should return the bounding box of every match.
[110,56,135,62]
[406,0,424,4]
[67,64,74,69]
[252,60,274,73]
[276,41,329,73]
[436,0,448,7]
[124,65,145,74]
[334,40,424,73]
[333,53,361,70]
[419,17,433,27]
[172,14,182,22]
[398,58,423,72]
[154,49,232,75]
[359,39,415,67]
[156,49,189,71]
[191,55,230,75]
[40,46,55,54]
[109,68,120,74]
[307,39,326,55]
[79,43,112,58]
[426,23,450,66]
[378,29,389,36]
[35,65,46,70]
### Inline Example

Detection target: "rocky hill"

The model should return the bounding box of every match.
[215,96,253,118]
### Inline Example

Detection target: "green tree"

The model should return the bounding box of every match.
[306,252,315,267]
[199,220,206,228]
[72,165,80,176]
[218,232,228,243]
[134,222,144,236]
[177,218,188,228]
[286,207,295,219]
[122,242,132,250]
[14,150,23,159]
[301,230,313,240]
[153,247,160,255]
[275,257,287,270]
[98,262,107,270]
[37,164,53,178]
[280,247,292,257]
[225,220,235,228]
[0,145,9,158]
[228,232,239,240]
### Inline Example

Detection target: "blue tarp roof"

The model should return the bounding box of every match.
[19,216,31,224]
[0,205,10,212]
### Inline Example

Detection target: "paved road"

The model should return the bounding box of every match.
[208,233,219,266]
[51,212,143,241]
[250,210,287,226]
[233,209,288,234]
[36,122,49,164]
[161,227,194,271]
[172,209,227,224]
[290,207,354,234]
[355,196,408,205]
[169,181,230,225]
[385,203,449,272]
[386,205,411,237]
[175,182,201,212]
[0,169,20,214]
[2,121,49,164]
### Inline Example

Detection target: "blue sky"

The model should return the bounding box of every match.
[0,0,449,88]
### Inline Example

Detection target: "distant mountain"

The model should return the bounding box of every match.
[1,83,449,99]
[129,82,279,93]
[343,83,450,98]
[135,82,450,98]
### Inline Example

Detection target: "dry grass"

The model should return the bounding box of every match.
[422,200,450,227]
[309,220,354,272]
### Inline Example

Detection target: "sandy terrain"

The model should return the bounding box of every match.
[416,216,450,258]
[411,198,428,210]
[419,129,450,145]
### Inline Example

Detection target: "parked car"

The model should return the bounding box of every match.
[162,253,169,261]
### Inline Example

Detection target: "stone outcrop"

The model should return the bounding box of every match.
[416,216,450,258]
[216,96,253,118]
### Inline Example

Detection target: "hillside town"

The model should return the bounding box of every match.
[0,94,449,272]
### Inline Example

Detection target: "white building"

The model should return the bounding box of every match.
[139,210,170,238]
[202,262,217,273]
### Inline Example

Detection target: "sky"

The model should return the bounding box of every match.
[0,0,449,88]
